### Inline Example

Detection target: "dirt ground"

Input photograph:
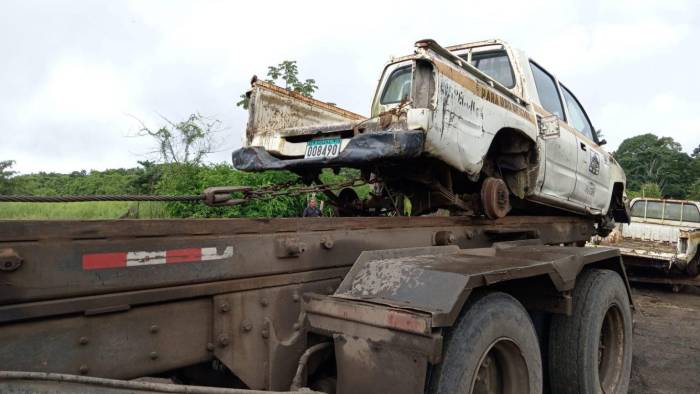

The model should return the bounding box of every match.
[630,284,700,393]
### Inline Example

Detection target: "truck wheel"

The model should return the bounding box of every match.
[548,269,632,394]
[428,292,542,394]
[481,177,511,219]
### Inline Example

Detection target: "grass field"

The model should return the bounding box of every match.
[0,201,171,220]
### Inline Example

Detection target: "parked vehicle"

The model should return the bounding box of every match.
[233,39,630,235]
[599,198,700,276]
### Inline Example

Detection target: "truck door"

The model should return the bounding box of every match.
[529,62,577,200]
[560,85,611,212]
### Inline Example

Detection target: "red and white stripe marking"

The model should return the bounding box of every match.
[82,246,234,270]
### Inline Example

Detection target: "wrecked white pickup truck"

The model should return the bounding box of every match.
[599,198,700,276]
[232,39,630,235]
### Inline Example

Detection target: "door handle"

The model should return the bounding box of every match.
[580,142,587,151]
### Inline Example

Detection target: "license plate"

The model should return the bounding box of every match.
[304,137,341,159]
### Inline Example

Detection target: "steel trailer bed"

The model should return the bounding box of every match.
[0,215,630,393]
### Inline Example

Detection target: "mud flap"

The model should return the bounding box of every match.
[304,293,441,394]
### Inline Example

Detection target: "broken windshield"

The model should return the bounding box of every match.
[380,65,412,104]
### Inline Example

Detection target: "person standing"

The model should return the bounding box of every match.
[303,196,323,217]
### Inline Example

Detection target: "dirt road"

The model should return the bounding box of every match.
[630,285,700,393]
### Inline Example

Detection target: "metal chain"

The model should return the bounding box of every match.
[0,177,370,207]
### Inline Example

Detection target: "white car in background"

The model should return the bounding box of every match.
[608,198,700,276]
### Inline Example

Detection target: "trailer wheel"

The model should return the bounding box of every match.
[548,269,632,394]
[428,292,542,394]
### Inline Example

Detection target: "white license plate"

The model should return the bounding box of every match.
[304,137,341,159]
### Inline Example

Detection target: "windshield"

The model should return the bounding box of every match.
[380,65,412,104]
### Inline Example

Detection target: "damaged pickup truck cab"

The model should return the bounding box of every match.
[232,39,630,235]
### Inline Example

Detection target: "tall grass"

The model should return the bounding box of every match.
[0,201,171,220]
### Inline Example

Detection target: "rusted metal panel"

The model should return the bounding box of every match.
[305,293,441,394]
[305,296,442,364]
[305,292,433,336]
[0,267,348,324]
[246,80,364,147]
[0,299,212,379]
[333,335,429,394]
[334,244,620,326]
[305,292,441,394]
[0,215,596,389]
[0,216,592,310]
[213,279,340,390]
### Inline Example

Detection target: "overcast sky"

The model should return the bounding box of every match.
[2,0,699,174]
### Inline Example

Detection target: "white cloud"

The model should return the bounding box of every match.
[599,93,700,153]
[17,58,134,124]
[1,0,699,174]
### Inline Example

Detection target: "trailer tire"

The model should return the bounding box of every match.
[428,292,542,394]
[548,269,632,394]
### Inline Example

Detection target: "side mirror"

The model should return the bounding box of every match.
[598,139,607,146]
[537,115,560,138]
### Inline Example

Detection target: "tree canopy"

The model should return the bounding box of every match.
[614,133,700,199]
[0,160,16,194]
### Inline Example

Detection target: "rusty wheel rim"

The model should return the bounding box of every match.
[598,304,625,393]
[481,178,511,219]
[469,338,529,394]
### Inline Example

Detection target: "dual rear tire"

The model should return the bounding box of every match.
[428,269,632,394]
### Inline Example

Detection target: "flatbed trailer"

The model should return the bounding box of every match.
[0,215,634,393]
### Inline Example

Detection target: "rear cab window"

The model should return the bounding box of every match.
[683,204,700,222]
[646,201,663,219]
[664,203,682,222]
[630,200,646,217]
[457,49,515,88]
[629,199,700,223]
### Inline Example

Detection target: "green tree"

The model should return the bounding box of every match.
[614,133,694,198]
[236,60,318,109]
[627,182,663,199]
[135,113,222,165]
[155,163,305,218]
[0,160,16,194]
[129,160,164,194]
[688,179,700,201]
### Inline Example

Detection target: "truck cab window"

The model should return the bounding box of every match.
[630,200,646,218]
[380,66,412,104]
[467,50,515,88]
[646,201,663,220]
[529,62,565,119]
[561,85,594,140]
[663,202,682,221]
[683,204,700,222]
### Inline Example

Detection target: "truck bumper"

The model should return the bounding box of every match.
[232,130,425,171]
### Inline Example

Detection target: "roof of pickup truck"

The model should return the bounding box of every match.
[444,39,510,52]
[630,197,700,206]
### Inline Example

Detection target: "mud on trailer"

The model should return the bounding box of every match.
[0,215,633,393]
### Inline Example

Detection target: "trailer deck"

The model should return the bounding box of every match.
[0,215,633,393]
